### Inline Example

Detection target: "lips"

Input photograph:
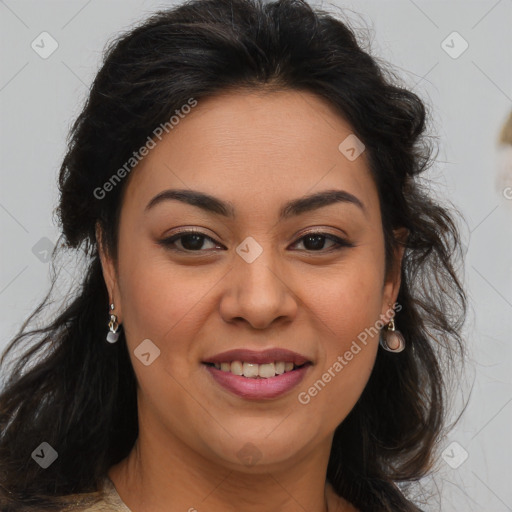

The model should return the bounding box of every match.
[202,348,312,400]
[202,348,311,366]
[205,364,310,400]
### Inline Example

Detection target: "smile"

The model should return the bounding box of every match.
[206,361,307,378]
[203,361,312,400]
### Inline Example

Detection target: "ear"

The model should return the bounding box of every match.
[380,227,409,319]
[96,221,122,321]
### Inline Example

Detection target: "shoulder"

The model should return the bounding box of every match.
[69,476,131,512]
[0,477,130,512]
[57,476,132,512]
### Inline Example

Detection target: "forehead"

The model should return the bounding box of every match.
[121,89,379,221]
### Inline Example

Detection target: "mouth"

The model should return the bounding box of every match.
[203,360,310,379]
[202,348,312,400]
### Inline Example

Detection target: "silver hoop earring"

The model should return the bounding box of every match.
[106,303,120,344]
[379,317,405,353]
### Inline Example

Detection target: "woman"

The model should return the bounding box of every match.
[0,0,467,510]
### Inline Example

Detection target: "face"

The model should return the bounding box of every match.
[98,89,403,472]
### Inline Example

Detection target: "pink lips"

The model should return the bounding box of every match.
[202,348,312,400]
[204,364,310,400]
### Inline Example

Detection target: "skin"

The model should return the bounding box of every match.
[97,88,406,512]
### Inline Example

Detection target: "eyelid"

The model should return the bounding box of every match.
[159,228,224,252]
[158,228,353,253]
[293,225,349,241]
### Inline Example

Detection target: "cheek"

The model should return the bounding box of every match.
[116,241,222,373]
[318,273,382,367]
[296,251,384,420]
[115,234,187,354]
[306,249,385,343]
[116,256,201,417]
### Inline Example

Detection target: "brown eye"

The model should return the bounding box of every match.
[159,230,353,254]
[159,231,223,252]
[291,232,354,252]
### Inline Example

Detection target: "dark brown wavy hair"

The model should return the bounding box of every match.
[0,0,467,510]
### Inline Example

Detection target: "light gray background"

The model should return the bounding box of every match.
[1,0,511,510]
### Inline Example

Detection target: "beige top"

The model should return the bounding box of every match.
[72,477,357,512]
[75,476,132,512]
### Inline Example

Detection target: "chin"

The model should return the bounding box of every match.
[201,427,316,471]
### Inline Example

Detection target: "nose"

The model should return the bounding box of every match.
[218,246,299,330]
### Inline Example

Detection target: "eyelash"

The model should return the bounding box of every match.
[158,229,354,254]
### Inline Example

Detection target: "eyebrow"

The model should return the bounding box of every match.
[144,188,366,220]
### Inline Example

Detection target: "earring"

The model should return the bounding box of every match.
[106,303,120,344]
[379,317,405,353]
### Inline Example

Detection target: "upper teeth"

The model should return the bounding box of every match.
[214,361,296,378]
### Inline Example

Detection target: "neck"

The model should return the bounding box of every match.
[108,417,342,512]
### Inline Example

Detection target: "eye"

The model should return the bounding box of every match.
[158,230,222,252]
[158,229,353,253]
[290,231,353,252]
